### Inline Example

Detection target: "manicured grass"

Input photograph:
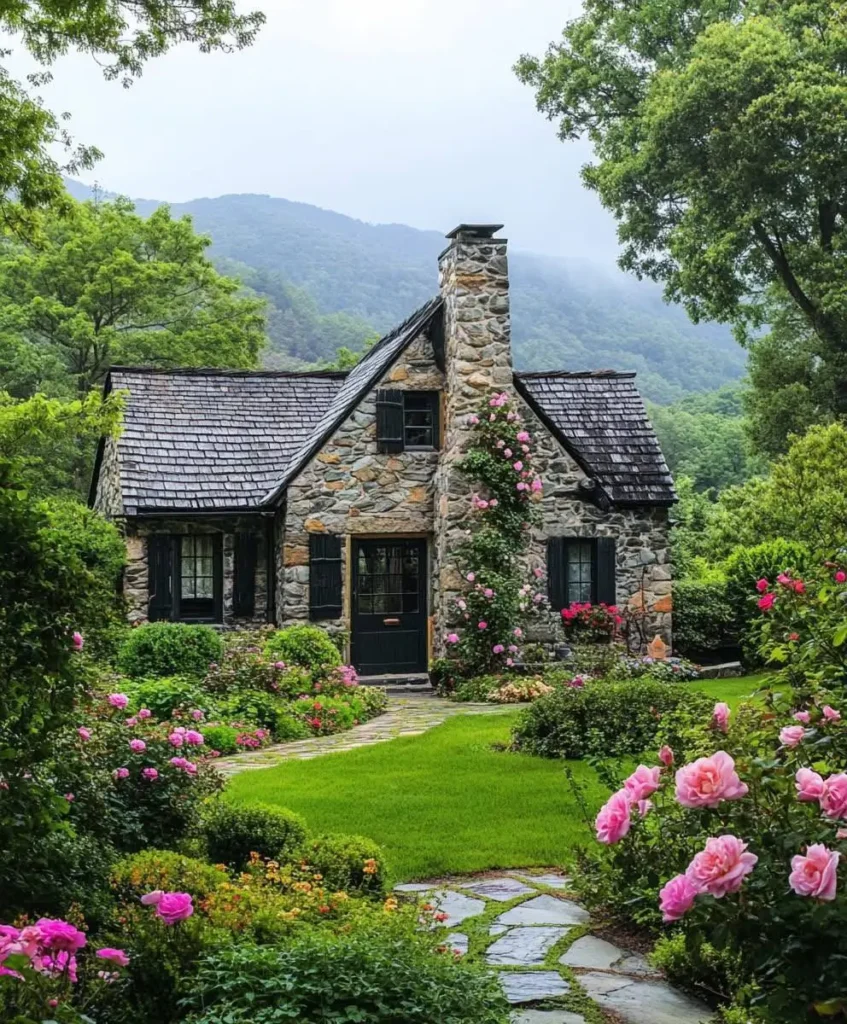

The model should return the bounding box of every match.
[226,711,608,883]
[689,673,768,708]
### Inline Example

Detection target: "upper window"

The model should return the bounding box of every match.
[403,391,439,449]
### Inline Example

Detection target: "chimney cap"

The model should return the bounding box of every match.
[445,223,504,240]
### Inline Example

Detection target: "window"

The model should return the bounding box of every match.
[403,391,439,449]
[547,537,617,610]
[566,539,595,604]
[148,533,223,623]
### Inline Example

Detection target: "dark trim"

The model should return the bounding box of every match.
[109,365,349,380]
[87,372,115,508]
[515,369,636,380]
[265,515,277,624]
[133,507,273,517]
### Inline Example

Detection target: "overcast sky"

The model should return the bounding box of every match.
[7,0,621,261]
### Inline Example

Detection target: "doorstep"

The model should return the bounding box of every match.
[358,672,433,692]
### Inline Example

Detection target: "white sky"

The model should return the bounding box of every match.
[6,0,620,260]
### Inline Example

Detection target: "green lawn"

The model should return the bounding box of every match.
[226,675,764,882]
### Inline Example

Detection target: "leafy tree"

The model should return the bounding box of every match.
[0,1,264,229]
[517,1,847,410]
[0,197,266,395]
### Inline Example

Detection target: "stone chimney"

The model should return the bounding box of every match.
[433,224,512,650]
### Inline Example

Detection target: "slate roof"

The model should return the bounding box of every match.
[515,370,676,505]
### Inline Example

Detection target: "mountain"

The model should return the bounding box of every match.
[65,181,746,401]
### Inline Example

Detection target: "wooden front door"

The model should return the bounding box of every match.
[351,538,428,676]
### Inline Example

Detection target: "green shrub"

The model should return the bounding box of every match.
[356,685,389,719]
[111,848,229,903]
[292,694,356,734]
[651,933,744,1008]
[301,833,387,896]
[203,802,308,867]
[185,929,510,1024]
[263,624,341,673]
[202,724,239,755]
[118,621,224,679]
[673,576,736,659]
[128,675,217,720]
[273,714,310,741]
[218,689,284,731]
[449,675,502,702]
[511,679,714,760]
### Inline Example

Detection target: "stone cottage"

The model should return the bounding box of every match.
[90,225,676,678]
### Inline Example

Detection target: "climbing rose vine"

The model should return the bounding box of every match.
[442,390,546,676]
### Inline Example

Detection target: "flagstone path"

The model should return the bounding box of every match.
[216,695,512,777]
[394,871,715,1024]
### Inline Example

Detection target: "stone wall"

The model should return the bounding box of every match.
[93,437,122,517]
[281,331,445,643]
[123,516,271,628]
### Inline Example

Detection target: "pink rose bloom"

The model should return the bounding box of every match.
[113,767,129,780]
[191,709,204,721]
[659,874,698,922]
[508,644,518,653]
[183,761,198,775]
[174,727,186,735]
[466,572,475,582]
[64,793,74,802]
[96,948,130,967]
[533,567,544,579]
[516,482,527,491]
[685,835,758,898]
[138,708,152,719]
[531,478,543,492]
[168,732,184,747]
[793,710,811,723]
[503,448,513,459]
[186,730,204,746]
[513,627,523,638]
[506,658,514,667]
[659,745,674,767]
[789,844,840,900]
[637,799,653,818]
[72,631,84,651]
[489,498,498,507]
[478,621,487,630]
[142,768,158,781]
[821,774,847,819]
[140,890,164,906]
[457,599,467,610]
[758,593,775,611]
[595,790,632,845]
[155,892,194,925]
[569,675,585,688]
[517,431,530,442]
[755,578,769,593]
[675,751,748,808]
[125,717,138,728]
[838,828,847,841]
[445,633,459,645]
[39,951,78,982]
[108,693,129,709]
[836,571,847,583]
[795,767,825,802]
[77,727,91,741]
[170,757,188,769]
[36,919,87,953]
[513,460,523,471]
[492,644,505,654]
[712,702,730,733]
[780,725,805,748]
[467,414,479,426]
[484,588,494,598]
[823,705,842,722]
[623,765,661,805]
[129,739,146,753]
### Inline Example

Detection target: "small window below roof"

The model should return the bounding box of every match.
[402,391,440,450]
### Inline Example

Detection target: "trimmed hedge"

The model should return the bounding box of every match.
[263,625,341,673]
[118,622,224,679]
[511,679,714,760]
[673,576,735,659]
[202,802,307,868]
[301,833,387,897]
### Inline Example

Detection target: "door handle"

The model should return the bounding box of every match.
[383,618,400,625]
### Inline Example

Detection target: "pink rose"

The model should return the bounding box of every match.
[516,482,527,491]
[675,751,748,808]
[533,567,544,579]
[129,739,146,753]
[478,621,487,630]
[789,844,839,900]
[504,448,513,459]
[821,774,847,819]
[467,414,479,426]
[795,767,825,802]
[755,578,769,593]
[758,593,775,612]
[685,835,757,898]
[457,599,467,610]
[517,431,530,442]
[780,725,805,748]
[138,708,152,719]
[96,948,130,967]
[513,461,523,472]
[823,705,842,723]
[36,919,87,953]
[142,768,158,781]
[793,710,811,723]
[108,693,129,709]
[170,757,189,770]
[39,951,78,982]
[72,631,84,651]
[140,890,164,906]
[595,790,631,845]
[185,730,204,746]
[492,644,505,654]
[712,702,730,733]
[64,792,74,802]
[623,765,661,805]
[125,717,138,727]
[113,767,129,780]
[506,658,514,667]
[531,478,543,492]
[191,709,204,721]
[659,874,699,922]
[836,571,847,583]
[659,745,674,767]
[445,633,459,645]
[466,572,475,582]
[637,799,653,818]
[77,727,91,741]
[155,892,194,925]
[484,588,494,599]
[838,829,847,841]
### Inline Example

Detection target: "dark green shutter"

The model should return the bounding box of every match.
[148,534,174,621]
[596,537,617,606]
[547,536,568,611]
[309,534,343,620]
[233,532,258,617]
[375,389,404,453]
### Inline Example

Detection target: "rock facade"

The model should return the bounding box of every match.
[93,436,123,518]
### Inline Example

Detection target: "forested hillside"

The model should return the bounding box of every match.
[66,181,745,400]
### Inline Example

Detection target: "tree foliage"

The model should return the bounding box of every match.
[0,197,266,396]
[517,0,847,409]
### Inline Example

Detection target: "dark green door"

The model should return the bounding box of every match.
[351,538,427,676]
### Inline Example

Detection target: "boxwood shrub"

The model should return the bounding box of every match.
[263,624,341,673]
[511,679,714,760]
[202,801,308,868]
[301,833,387,896]
[118,622,224,679]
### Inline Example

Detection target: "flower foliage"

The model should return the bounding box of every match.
[443,391,546,677]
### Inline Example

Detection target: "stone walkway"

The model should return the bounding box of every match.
[394,871,714,1024]
[216,695,512,777]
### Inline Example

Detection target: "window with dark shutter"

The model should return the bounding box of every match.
[375,389,404,453]
[547,537,616,609]
[547,537,568,612]
[309,534,343,620]
[233,532,258,618]
[148,534,174,621]
[175,533,223,623]
[595,537,617,606]
[403,391,440,449]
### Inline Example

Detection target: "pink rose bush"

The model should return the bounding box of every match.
[675,751,748,808]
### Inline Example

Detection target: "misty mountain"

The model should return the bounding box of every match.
[65,180,746,402]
